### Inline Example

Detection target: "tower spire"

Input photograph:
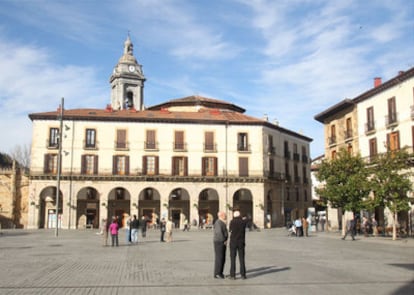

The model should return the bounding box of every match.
[110,35,146,111]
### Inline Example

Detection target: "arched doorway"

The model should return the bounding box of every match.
[76,187,99,229]
[108,187,131,228]
[138,187,160,228]
[38,186,63,229]
[233,189,253,220]
[198,188,219,228]
[168,188,190,229]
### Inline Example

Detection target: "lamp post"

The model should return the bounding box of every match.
[55,97,64,237]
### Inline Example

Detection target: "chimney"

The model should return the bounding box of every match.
[374,77,382,87]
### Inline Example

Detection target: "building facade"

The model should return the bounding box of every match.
[27,37,312,230]
[315,67,414,231]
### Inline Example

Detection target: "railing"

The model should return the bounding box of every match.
[328,136,336,146]
[173,142,187,152]
[203,143,217,153]
[344,129,353,140]
[114,141,129,150]
[237,144,251,152]
[144,141,159,151]
[293,153,300,162]
[267,146,275,155]
[284,151,291,160]
[83,140,99,150]
[385,112,398,128]
[365,121,375,134]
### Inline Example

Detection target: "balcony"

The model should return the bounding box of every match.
[83,140,99,150]
[344,129,353,141]
[328,136,336,146]
[301,155,308,163]
[204,143,217,153]
[114,141,129,151]
[173,142,187,152]
[385,112,398,128]
[293,153,300,162]
[46,139,59,149]
[365,121,375,135]
[237,144,251,153]
[267,146,276,155]
[144,141,159,151]
[284,150,291,160]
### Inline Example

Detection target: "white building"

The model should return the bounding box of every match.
[315,67,414,231]
[27,36,312,230]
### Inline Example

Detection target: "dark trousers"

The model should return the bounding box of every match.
[343,229,355,240]
[160,230,165,241]
[214,241,226,276]
[111,234,119,246]
[230,242,246,277]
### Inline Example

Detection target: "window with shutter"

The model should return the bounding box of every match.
[238,157,248,177]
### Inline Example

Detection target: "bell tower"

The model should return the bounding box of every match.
[110,35,146,110]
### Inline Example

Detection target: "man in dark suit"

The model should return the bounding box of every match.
[342,216,356,240]
[229,210,247,280]
[213,211,228,279]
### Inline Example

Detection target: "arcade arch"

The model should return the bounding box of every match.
[233,189,253,220]
[38,186,63,229]
[198,188,219,227]
[138,187,160,227]
[76,187,99,229]
[108,187,131,227]
[168,188,189,229]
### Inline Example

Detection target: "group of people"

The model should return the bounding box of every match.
[213,209,247,280]
[288,217,310,237]
[100,215,178,247]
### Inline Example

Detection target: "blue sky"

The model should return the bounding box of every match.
[0,0,413,158]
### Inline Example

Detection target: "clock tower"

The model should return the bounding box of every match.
[110,35,146,110]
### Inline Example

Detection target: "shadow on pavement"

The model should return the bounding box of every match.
[246,266,291,278]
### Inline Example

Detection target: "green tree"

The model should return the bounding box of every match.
[316,149,371,234]
[369,149,412,240]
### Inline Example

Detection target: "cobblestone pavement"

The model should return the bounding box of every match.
[0,228,413,295]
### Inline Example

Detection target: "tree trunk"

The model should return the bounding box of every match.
[392,211,397,241]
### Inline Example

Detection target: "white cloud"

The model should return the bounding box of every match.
[0,37,107,152]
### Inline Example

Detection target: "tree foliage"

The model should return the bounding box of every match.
[369,149,412,240]
[315,149,370,213]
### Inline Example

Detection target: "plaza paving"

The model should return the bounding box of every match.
[0,227,413,295]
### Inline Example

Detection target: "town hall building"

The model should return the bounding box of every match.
[27,36,312,230]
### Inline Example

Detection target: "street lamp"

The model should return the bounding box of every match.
[55,97,64,237]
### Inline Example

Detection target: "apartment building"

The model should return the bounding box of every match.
[27,36,312,230]
[315,67,414,230]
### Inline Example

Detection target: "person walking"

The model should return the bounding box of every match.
[302,217,309,237]
[166,217,173,242]
[160,218,166,242]
[109,218,119,247]
[140,215,148,238]
[213,211,228,279]
[229,210,247,280]
[342,216,356,241]
[130,215,139,244]
[294,217,303,237]
[371,217,378,237]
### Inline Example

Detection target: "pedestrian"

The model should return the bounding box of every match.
[166,217,173,242]
[109,218,119,247]
[294,217,303,237]
[125,216,131,244]
[140,215,147,238]
[371,217,378,237]
[160,218,166,242]
[302,216,309,237]
[213,211,228,279]
[229,210,247,280]
[342,216,356,241]
[320,216,326,231]
[130,215,139,243]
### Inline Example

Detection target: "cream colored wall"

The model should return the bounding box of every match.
[357,76,414,156]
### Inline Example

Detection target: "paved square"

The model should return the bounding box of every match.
[0,228,413,295]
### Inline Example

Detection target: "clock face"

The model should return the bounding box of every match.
[129,65,135,72]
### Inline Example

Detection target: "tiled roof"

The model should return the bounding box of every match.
[147,95,245,113]
[28,96,312,142]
